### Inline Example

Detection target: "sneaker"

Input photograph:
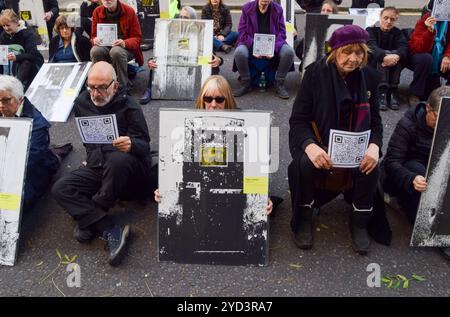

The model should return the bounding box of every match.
[103,225,131,266]
[233,80,252,97]
[73,224,94,243]
[139,88,152,105]
[275,80,289,99]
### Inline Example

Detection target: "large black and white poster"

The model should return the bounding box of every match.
[302,14,366,72]
[152,19,213,100]
[432,0,450,21]
[158,109,271,266]
[411,97,450,247]
[0,118,32,266]
[18,0,49,53]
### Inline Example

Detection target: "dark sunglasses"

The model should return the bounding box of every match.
[203,95,226,103]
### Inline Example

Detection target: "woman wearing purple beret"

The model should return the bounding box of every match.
[288,25,383,255]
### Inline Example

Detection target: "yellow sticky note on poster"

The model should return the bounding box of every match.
[160,11,170,19]
[64,88,76,96]
[38,27,47,35]
[0,193,21,211]
[198,56,210,65]
[285,23,294,33]
[243,177,268,195]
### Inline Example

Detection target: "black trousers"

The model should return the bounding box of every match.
[375,62,402,90]
[52,151,157,229]
[12,60,39,91]
[383,159,425,225]
[288,154,379,231]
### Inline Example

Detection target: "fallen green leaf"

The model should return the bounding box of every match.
[36,261,44,267]
[412,274,426,281]
[387,280,393,288]
[381,277,391,284]
[289,263,303,269]
[403,280,409,289]
[396,274,407,281]
[56,249,62,260]
[64,255,70,262]
[71,255,78,263]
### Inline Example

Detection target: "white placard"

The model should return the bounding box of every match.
[75,114,119,144]
[0,46,8,66]
[432,0,450,21]
[349,8,383,28]
[97,24,118,46]
[253,33,276,56]
[328,129,370,168]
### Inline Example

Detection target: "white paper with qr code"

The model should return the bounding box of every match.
[75,114,119,144]
[253,33,276,56]
[0,45,8,65]
[97,24,118,46]
[328,129,371,168]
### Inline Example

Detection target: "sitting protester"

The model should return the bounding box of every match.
[201,0,238,54]
[367,7,408,111]
[43,0,60,38]
[52,62,158,266]
[78,0,101,39]
[296,0,341,13]
[289,25,382,255]
[0,9,44,91]
[49,15,92,63]
[233,0,294,99]
[383,86,450,261]
[408,0,450,106]
[0,75,72,212]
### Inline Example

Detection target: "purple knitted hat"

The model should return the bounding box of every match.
[328,25,369,50]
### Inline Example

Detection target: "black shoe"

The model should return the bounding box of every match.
[221,44,232,54]
[233,80,252,97]
[73,224,95,243]
[439,247,450,261]
[51,143,73,162]
[292,206,313,249]
[350,209,372,255]
[275,80,289,99]
[139,88,152,105]
[388,90,400,110]
[103,225,131,266]
[379,92,388,111]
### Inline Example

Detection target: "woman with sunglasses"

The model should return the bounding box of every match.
[154,75,273,214]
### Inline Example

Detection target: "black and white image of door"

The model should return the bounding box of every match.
[151,19,213,100]
[302,14,366,72]
[158,109,271,266]
[0,118,33,266]
[411,98,450,247]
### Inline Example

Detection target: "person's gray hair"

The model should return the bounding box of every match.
[180,6,197,19]
[428,86,450,112]
[0,75,24,100]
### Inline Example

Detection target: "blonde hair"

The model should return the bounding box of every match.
[195,75,237,110]
[0,9,19,26]
[326,43,370,68]
[321,0,339,14]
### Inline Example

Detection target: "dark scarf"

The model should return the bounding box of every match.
[330,62,371,133]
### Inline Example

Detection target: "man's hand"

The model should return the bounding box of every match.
[216,35,225,41]
[7,52,16,61]
[209,55,221,68]
[382,54,400,67]
[154,188,161,203]
[413,175,428,192]
[113,136,132,153]
[360,143,379,175]
[148,59,158,70]
[305,143,332,170]
[93,37,101,46]
[441,56,450,74]
[112,39,126,48]
[424,16,437,32]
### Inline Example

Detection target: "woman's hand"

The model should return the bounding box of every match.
[148,59,158,70]
[441,56,450,74]
[209,55,221,68]
[360,143,379,175]
[305,143,332,170]
[424,16,437,32]
[413,175,428,192]
[154,189,161,203]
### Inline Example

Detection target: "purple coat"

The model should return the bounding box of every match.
[236,1,287,55]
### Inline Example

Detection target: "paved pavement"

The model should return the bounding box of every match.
[1,4,449,298]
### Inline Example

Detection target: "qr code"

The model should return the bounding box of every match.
[79,117,115,143]
[332,134,367,164]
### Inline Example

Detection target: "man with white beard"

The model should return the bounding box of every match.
[52,61,157,266]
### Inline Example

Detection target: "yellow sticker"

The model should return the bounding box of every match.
[243,177,268,195]
[0,193,21,211]
[198,56,210,65]
[285,22,294,33]
[160,11,170,19]
[38,27,47,35]
[64,88,76,96]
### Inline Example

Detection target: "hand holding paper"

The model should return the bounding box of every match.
[113,136,132,153]
[360,143,379,175]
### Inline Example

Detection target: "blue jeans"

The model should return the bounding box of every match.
[213,31,238,51]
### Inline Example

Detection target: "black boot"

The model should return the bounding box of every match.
[388,89,400,110]
[73,224,95,243]
[233,79,252,97]
[379,91,388,111]
[292,205,314,249]
[275,79,289,99]
[350,206,372,255]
